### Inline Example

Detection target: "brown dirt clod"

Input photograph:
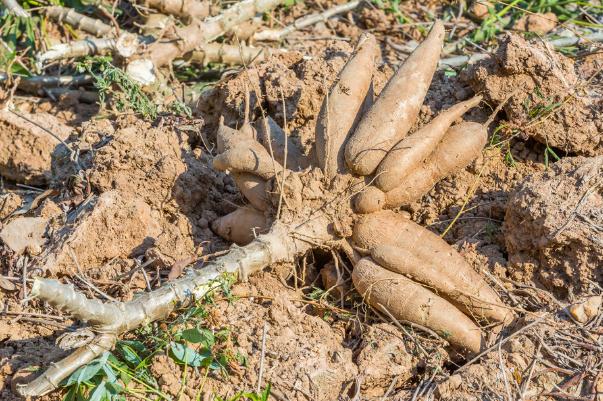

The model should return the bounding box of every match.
[467,33,602,155]
[504,156,603,298]
[0,110,73,185]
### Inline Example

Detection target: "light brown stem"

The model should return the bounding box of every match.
[3,0,29,17]
[253,0,360,41]
[141,0,209,19]
[143,0,284,69]
[188,43,284,66]
[37,38,116,64]
[46,6,113,37]
[17,218,333,397]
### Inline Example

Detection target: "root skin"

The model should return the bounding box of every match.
[371,245,512,324]
[233,172,270,211]
[211,206,269,245]
[217,119,255,153]
[385,122,487,208]
[344,20,445,176]
[315,33,378,180]
[353,210,511,324]
[352,257,483,354]
[375,96,482,191]
[256,116,309,171]
[352,185,385,214]
[142,0,209,19]
[213,139,282,180]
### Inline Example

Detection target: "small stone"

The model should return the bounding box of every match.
[514,12,558,35]
[568,295,602,323]
[469,1,493,20]
[0,217,48,255]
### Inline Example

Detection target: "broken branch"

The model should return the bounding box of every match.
[137,0,209,19]
[253,0,361,42]
[2,0,29,17]
[46,6,113,37]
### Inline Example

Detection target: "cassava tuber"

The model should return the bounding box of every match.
[344,20,445,176]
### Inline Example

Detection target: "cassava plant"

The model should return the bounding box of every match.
[17,21,512,398]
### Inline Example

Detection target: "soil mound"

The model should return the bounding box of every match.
[467,34,602,155]
[504,156,603,298]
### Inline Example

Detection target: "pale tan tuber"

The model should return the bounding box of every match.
[384,121,487,208]
[213,139,282,180]
[315,33,379,180]
[374,96,483,192]
[352,210,511,324]
[344,20,445,176]
[256,116,309,171]
[352,257,483,353]
[211,206,269,245]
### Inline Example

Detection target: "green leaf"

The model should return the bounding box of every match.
[117,343,143,367]
[88,381,107,401]
[119,340,147,355]
[182,327,215,347]
[169,342,211,367]
[101,363,118,384]
[105,381,124,395]
[62,385,78,401]
[65,353,109,386]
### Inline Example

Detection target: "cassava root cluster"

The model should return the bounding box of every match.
[211,20,512,354]
[19,20,511,398]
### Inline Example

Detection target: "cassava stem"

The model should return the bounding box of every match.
[140,0,284,70]
[17,219,333,397]
[139,0,209,19]
[188,43,285,66]
[3,0,29,17]
[253,0,360,42]
[46,6,113,37]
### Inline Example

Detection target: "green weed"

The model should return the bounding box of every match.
[214,385,271,401]
[471,0,603,43]
[543,140,560,168]
[60,274,244,401]
[489,124,517,168]
[76,56,158,119]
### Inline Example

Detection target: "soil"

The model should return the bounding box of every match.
[504,156,603,299]
[1,6,602,401]
[0,110,73,185]
[467,33,603,155]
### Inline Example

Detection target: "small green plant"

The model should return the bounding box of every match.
[61,350,169,401]
[371,0,424,30]
[214,385,271,401]
[524,87,563,121]
[543,140,560,168]
[168,99,193,118]
[61,273,244,400]
[489,124,517,168]
[471,0,603,44]
[76,56,158,119]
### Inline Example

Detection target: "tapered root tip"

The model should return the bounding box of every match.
[353,187,385,214]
